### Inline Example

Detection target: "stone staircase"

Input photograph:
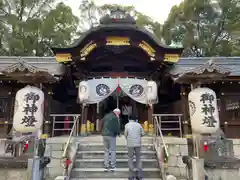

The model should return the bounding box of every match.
[70,137,162,180]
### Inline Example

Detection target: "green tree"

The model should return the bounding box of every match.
[162,0,240,56]
[0,0,79,56]
[79,0,101,29]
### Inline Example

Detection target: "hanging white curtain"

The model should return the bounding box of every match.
[87,78,118,104]
[147,81,158,104]
[119,78,148,104]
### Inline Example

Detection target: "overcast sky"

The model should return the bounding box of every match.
[64,0,183,23]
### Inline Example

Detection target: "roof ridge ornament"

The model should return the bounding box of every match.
[206,58,215,66]
[100,7,136,25]
[2,61,46,74]
[173,57,231,82]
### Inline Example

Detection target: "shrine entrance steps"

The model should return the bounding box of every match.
[70,136,162,180]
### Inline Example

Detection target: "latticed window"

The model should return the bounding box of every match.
[224,97,240,120]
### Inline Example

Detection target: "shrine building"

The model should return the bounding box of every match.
[0,9,239,138]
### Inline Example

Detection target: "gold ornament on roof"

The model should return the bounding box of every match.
[80,41,97,58]
[56,53,72,62]
[106,37,130,46]
[138,41,155,58]
[164,54,180,63]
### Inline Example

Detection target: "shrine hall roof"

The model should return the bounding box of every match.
[0,56,240,77]
[0,56,64,75]
[169,57,240,76]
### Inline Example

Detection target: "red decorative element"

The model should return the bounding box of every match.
[65,159,72,166]
[203,142,209,152]
[106,72,129,77]
[117,86,121,93]
[64,116,71,132]
[24,142,29,152]
[112,18,119,22]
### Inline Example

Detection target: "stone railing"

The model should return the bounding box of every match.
[158,137,240,179]
[157,137,188,179]
[232,139,240,159]
[205,159,240,180]
[44,137,78,180]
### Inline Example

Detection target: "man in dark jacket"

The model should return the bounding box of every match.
[101,108,121,172]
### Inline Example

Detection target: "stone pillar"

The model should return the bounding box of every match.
[191,157,204,180]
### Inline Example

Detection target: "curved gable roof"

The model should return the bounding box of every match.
[51,9,183,55]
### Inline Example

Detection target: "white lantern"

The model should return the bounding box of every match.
[13,85,44,133]
[188,87,220,134]
[78,81,89,103]
[147,81,158,104]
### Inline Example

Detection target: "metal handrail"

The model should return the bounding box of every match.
[155,116,169,158]
[153,114,183,137]
[153,113,183,116]
[153,116,169,180]
[62,115,79,159]
[50,114,81,117]
[50,114,81,137]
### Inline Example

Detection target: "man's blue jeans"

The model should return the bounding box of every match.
[103,136,116,168]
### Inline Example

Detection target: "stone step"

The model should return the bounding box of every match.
[71,168,161,178]
[78,145,154,151]
[71,178,162,180]
[76,150,156,159]
[76,136,153,143]
[74,159,159,168]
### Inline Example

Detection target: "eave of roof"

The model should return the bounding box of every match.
[0,56,65,76]
[1,56,240,78]
[51,24,183,54]
[169,57,240,76]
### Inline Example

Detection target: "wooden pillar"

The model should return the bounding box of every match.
[224,121,228,137]
[44,89,53,136]
[147,105,153,133]
[5,86,14,138]
[96,103,101,132]
[219,84,228,136]
[91,104,96,132]
[181,85,190,136]
[80,104,88,135]
[85,105,88,130]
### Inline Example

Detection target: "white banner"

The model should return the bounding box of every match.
[119,78,148,104]
[81,78,158,105]
[87,78,118,104]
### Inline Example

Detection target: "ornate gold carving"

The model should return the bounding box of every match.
[164,54,180,63]
[80,41,97,58]
[56,53,72,62]
[138,41,155,59]
[106,36,130,46]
